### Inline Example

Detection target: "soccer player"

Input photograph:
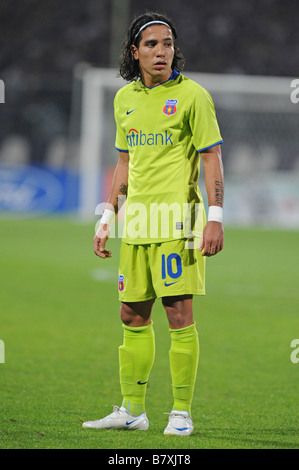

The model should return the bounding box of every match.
[83,11,224,436]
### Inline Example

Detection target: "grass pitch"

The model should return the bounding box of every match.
[0,218,298,449]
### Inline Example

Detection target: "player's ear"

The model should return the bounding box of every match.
[130,45,138,60]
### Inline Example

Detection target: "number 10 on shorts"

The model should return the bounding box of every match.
[161,253,182,279]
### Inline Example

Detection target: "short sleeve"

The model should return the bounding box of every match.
[189,87,223,152]
[114,94,129,152]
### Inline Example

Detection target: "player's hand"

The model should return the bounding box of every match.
[93,224,112,259]
[200,221,224,257]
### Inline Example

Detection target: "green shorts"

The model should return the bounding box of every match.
[118,238,205,302]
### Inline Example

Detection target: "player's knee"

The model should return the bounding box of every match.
[162,297,193,329]
[120,303,144,326]
[120,303,134,325]
[120,302,153,327]
[165,308,187,329]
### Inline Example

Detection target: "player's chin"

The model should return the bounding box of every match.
[152,64,170,75]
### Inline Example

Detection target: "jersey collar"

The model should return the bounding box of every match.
[139,69,180,90]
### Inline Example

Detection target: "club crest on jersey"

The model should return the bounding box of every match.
[119,274,125,292]
[163,99,178,116]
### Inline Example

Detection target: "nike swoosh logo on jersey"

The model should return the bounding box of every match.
[126,109,136,115]
[164,281,179,287]
[126,418,138,425]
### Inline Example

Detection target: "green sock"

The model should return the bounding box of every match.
[119,322,155,416]
[169,323,199,416]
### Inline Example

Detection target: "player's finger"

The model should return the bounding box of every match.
[199,236,204,252]
[99,249,112,258]
[209,243,217,256]
[93,236,111,258]
[212,236,223,255]
[95,246,112,258]
[99,240,112,258]
[201,242,211,257]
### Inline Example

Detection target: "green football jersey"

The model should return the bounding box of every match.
[114,70,223,244]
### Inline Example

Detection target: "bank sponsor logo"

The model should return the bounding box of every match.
[126,128,173,147]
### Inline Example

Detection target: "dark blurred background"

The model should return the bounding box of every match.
[1,0,298,163]
[0,0,298,221]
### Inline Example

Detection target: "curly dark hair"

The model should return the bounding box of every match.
[119,11,185,82]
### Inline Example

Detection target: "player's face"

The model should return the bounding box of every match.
[131,25,175,87]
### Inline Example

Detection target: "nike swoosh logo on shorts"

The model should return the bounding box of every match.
[126,109,136,115]
[137,380,148,385]
[164,281,179,287]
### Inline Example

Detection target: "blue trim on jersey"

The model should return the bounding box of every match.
[169,69,180,80]
[144,69,180,89]
[197,140,223,153]
[115,147,129,153]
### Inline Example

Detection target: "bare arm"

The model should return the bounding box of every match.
[200,144,224,256]
[105,152,129,214]
[93,151,129,258]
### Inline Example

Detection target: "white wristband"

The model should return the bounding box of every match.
[208,205,223,223]
[100,209,115,225]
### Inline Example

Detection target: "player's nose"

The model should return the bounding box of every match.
[155,44,165,57]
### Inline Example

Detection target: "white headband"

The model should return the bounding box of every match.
[133,20,171,42]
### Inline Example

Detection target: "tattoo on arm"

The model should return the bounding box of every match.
[119,183,128,195]
[215,180,224,206]
[113,183,128,215]
[113,203,119,215]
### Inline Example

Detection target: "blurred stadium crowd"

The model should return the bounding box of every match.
[0,0,298,167]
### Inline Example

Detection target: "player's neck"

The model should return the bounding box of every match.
[141,70,173,88]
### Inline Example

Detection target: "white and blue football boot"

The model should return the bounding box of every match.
[163,410,193,436]
[82,405,149,430]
